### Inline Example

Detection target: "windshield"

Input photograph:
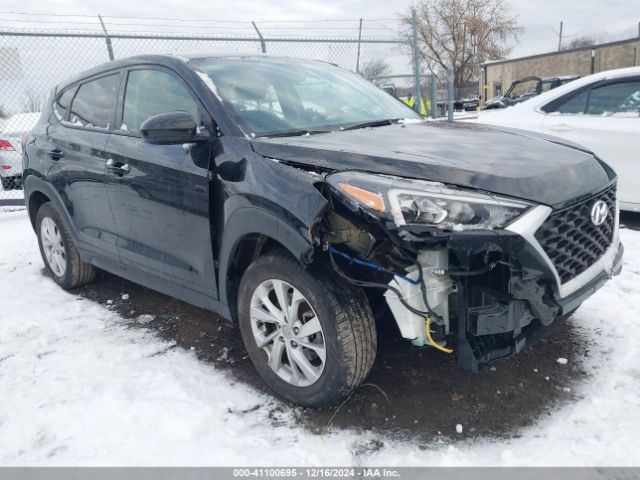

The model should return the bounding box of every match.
[189,57,420,137]
[508,79,540,98]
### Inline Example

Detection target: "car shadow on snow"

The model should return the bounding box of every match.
[67,270,592,446]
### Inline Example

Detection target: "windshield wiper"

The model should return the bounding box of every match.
[339,118,402,131]
[257,129,333,139]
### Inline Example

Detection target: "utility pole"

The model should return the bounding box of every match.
[558,21,563,51]
[356,18,363,74]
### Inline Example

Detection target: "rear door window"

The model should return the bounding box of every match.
[120,69,200,136]
[69,74,119,129]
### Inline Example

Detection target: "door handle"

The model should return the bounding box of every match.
[547,123,573,132]
[47,148,64,160]
[106,158,130,176]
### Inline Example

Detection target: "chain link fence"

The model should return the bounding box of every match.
[0,19,461,206]
[0,30,420,205]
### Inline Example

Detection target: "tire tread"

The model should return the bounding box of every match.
[237,249,377,407]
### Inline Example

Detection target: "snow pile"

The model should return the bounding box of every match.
[1,210,639,466]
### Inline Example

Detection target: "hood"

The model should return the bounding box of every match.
[251,122,613,207]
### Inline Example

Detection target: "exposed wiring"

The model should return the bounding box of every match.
[426,317,454,354]
[446,262,496,276]
[328,249,429,317]
[328,246,421,285]
[415,262,454,354]
[328,247,453,354]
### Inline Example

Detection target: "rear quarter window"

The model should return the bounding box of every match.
[69,74,119,129]
[53,88,75,121]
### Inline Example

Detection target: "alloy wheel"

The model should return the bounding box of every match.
[249,279,326,387]
[40,217,66,277]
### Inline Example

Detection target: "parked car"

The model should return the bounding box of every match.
[484,75,580,110]
[476,66,640,212]
[380,83,397,98]
[455,96,480,111]
[0,112,40,189]
[23,55,622,407]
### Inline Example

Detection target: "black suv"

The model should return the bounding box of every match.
[23,55,623,407]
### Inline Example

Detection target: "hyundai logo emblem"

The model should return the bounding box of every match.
[590,200,609,226]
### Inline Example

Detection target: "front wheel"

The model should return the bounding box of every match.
[237,251,377,407]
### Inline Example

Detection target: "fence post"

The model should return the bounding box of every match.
[447,66,454,121]
[252,21,267,53]
[98,15,114,61]
[355,18,363,74]
[430,73,437,118]
[411,8,421,114]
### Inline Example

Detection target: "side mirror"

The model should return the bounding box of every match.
[140,111,209,145]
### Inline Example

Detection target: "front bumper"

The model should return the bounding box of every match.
[448,203,623,372]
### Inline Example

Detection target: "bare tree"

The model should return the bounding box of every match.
[22,88,47,113]
[402,0,522,88]
[562,35,598,51]
[360,59,391,80]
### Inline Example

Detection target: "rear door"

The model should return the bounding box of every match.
[104,65,217,295]
[45,73,121,258]
[542,78,640,209]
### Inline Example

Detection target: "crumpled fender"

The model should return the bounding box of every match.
[214,137,329,306]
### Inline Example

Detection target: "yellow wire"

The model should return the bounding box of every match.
[426,317,454,354]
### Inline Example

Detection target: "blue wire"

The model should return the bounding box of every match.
[328,247,422,286]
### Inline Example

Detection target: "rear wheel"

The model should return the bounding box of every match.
[36,202,96,289]
[237,250,377,407]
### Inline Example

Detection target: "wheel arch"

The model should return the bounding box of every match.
[218,207,318,321]
[23,175,63,229]
[24,176,75,237]
[27,190,51,230]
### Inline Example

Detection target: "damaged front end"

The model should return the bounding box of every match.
[315,171,623,372]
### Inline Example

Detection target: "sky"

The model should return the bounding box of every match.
[2,0,637,58]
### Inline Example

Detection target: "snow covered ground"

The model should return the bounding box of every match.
[1,210,639,466]
[0,187,24,200]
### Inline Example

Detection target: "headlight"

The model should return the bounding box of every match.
[327,171,532,230]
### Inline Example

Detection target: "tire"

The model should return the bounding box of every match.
[36,202,96,289]
[237,250,377,408]
[1,176,12,190]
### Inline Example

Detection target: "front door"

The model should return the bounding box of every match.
[104,66,217,295]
